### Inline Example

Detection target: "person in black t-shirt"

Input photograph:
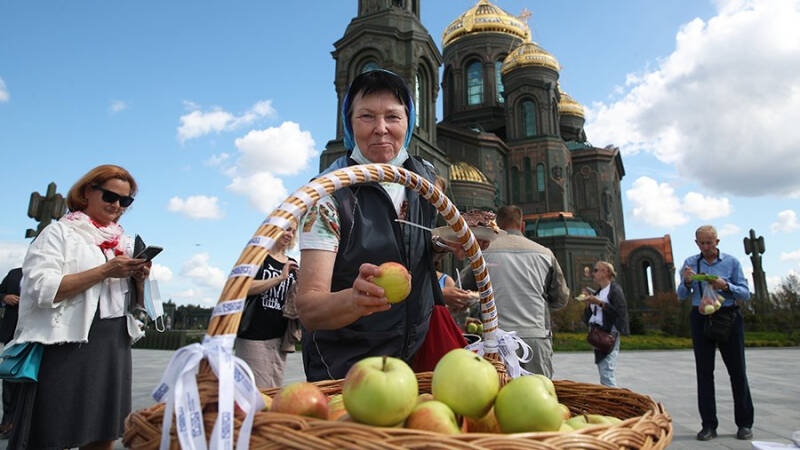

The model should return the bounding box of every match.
[235,226,298,388]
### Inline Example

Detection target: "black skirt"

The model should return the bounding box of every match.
[26,310,132,448]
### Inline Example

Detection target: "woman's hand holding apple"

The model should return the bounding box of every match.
[350,263,391,317]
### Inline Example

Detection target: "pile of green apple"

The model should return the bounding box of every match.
[699,293,725,315]
[331,349,623,434]
[465,321,483,335]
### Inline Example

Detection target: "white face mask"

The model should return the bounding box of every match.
[143,279,165,332]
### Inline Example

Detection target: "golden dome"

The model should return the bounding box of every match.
[501,41,560,74]
[449,161,490,184]
[442,0,530,48]
[558,89,584,119]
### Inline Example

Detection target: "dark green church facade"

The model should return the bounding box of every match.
[319,0,676,305]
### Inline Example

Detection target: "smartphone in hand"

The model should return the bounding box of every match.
[134,246,163,262]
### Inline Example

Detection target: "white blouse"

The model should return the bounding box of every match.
[10,220,143,345]
[588,284,611,326]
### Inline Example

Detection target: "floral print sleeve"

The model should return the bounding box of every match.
[299,195,340,253]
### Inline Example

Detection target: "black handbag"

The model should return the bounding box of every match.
[587,325,616,354]
[704,306,738,343]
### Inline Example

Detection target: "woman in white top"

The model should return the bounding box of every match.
[582,261,630,387]
[10,164,149,450]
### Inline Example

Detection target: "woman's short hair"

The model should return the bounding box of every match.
[596,261,617,279]
[66,164,137,212]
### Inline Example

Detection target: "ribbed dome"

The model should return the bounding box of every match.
[558,89,584,119]
[442,0,530,48]
[449,161,490,184]
[501,41,560,74]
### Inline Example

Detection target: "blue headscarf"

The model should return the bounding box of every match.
[341,69,415,151]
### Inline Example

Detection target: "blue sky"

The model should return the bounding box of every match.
[1,0,798,306]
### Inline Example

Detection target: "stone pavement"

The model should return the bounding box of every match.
[3,347,797,449]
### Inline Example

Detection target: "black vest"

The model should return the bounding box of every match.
[302,157,437,381]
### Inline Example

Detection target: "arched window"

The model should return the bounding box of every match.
[467,61,483,105]
[643,261,654,296]
[524,157,533,202]
[361,61,380,73]
[522,100,536,137]
[495,60,504,103]
[536,163,545,193]
[511,167,520,203]
[415,73,421,128]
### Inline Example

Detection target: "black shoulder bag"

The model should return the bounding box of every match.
[697,258,738,343]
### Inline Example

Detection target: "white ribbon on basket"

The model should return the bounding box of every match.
[152,333,264,450]
[465,329,534,379]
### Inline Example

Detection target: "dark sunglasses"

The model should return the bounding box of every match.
[93,186,134,207]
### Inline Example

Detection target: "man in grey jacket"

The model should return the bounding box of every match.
[473,205,570,378]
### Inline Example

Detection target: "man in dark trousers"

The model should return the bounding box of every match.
[0,267,21,438]
[677,225,753,441]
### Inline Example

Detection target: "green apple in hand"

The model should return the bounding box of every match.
[466,322,478,334]
[495,375,564,432]
[370,262,412,304]
[404,400,461,434]
[342,355,418,426]
[432,348,499,418]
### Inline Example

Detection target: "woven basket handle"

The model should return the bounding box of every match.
[205,163,499,353]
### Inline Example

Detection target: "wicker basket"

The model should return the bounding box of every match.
[123,164,672,449]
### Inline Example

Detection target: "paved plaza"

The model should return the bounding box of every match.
[2,346,797,449]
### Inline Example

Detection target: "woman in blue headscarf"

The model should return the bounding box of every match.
[296,70,445,381]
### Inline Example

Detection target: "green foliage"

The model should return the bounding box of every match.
[640,292,692,337]
[552,330,797,352]
[551,297,587,333]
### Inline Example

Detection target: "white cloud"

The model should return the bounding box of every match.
[585,0,800,197]
[177,100,276,143]
[682,192,733,220]
[0,77,8,102]
[227,171,289,214]
[766,274,782,291]
[149,263,173,282]
[223,121,318,213]
[0,241,28,280]
[167,195,223,219]
[779,248,800,262]
[717,223,741,237]
[625,176,688,227]
[168,289,218,307]
[234,121,317,175]
[205,153,230,167]
[109,100,127,113]
[180,253,226,289]
[770,209,799,233]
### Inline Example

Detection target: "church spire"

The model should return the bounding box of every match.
[358,0,419,18]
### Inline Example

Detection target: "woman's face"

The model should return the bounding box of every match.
[350,90,408,163]
[277,226,296,250]
[593,264,609,284]
[83,178,132,226]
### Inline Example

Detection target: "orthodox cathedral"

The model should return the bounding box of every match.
[318,0,676,305]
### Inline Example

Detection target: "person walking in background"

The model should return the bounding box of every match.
[235,225,299,389]
[467,205,570,378]
[677,225,753,441]
[0,267,22,439]
[8,164,149,450]
[582,261,629,387]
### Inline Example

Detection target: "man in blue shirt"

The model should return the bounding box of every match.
[677,225,754,441]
